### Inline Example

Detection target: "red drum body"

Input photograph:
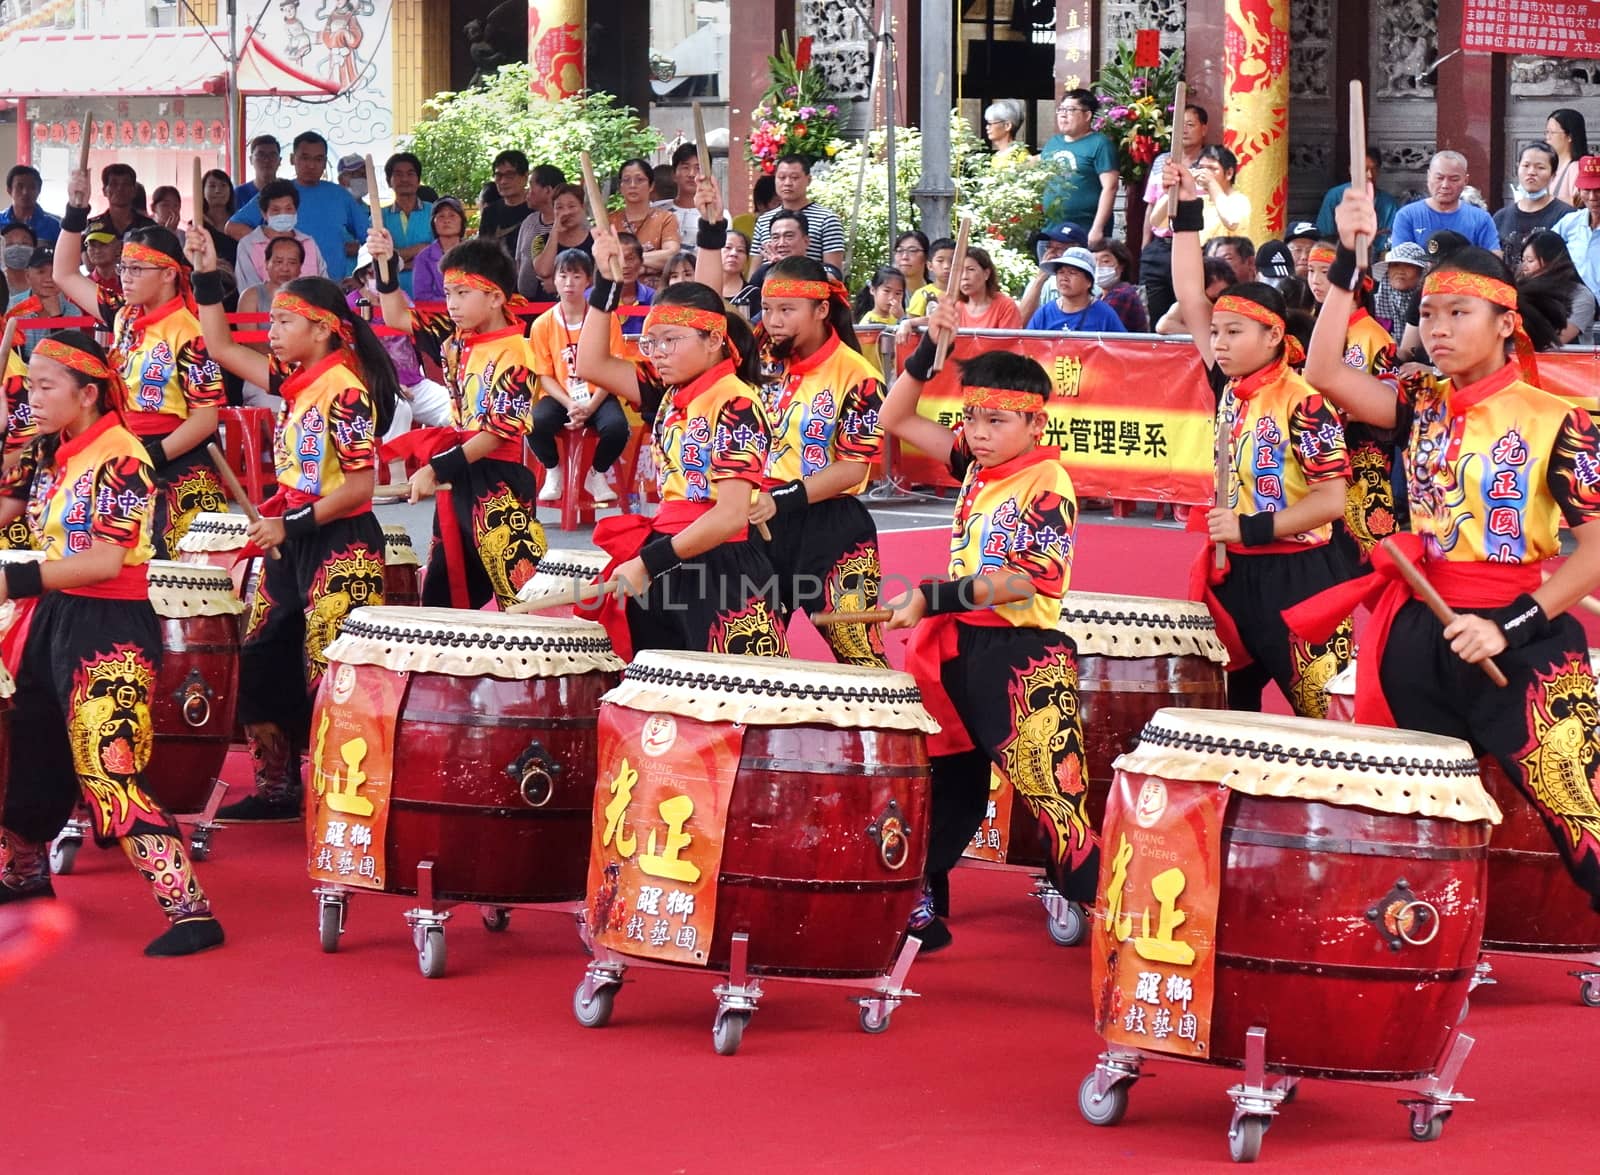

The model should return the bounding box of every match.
[144,562,243,813]
[381,525,420,607]
[514,549,612,615]
[1480,757,1600,952]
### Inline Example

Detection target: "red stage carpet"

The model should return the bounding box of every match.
[7,522,1597,1172]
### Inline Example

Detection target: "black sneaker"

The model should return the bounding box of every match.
[0,877,55,905]
[145,915,226,957]
[907,916,953,953]
[214,794,301,823]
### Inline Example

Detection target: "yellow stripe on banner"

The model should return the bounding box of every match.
[916,398,1214,477]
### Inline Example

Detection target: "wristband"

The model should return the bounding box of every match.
[902,329,941,382]
[589,274,620,314]
[1238,511,1276,547]
[640,535,681,579]
[282,504,319,540]
[3,559,44,600]
[143,437,168,470]
[697,217,729,251]
[1172,199,1205,234]
[919,575,983,616]
[192,269,226,306]
[429,445,470,485]
[1488,593,1546,649]
[769,479,808,517]
[1327,245,1362,293]
[60,205,90,234]
[374,264,400,295]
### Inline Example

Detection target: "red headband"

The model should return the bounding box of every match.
[1213,294,1305,366]
[762,276,851,304]
[123,240,196,313]
[442,269,506,297]
[35,335,131,422]
[1307,243,1337,266]
[642,303,741,364]
[272,290,355,347]
[964,386,1044,413]
[1423,270,1538,383]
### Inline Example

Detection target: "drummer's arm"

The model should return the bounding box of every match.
[406,431,503,503]
[610,485,750,596]
[0,540,125,603]
[1304,192,1400,428]
[365,227,414,334]
[0,496,21,526]
[880,301,960,467]
[887,568,1037,629]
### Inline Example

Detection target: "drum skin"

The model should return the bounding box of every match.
[706,723,930,979]
[145,612,241,813]
[1006,650,1227,869]
[1479,757,1600,952]
[1209,791,1489,1079]
[384,667,616,903]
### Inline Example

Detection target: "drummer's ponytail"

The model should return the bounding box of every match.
[280,276,401,436]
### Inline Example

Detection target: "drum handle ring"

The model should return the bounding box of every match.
[175,669,213,728]
[866,799,912,872]
[1396,900,1440,947]
[507,740,561,808]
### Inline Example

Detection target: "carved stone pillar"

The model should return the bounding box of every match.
[527,0,586,99]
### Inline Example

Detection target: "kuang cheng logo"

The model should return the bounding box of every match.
[640,714,678,758]
[331,663,357,704]
[1134,777,1169,828]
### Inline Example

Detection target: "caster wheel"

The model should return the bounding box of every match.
[1580,978,1600,1008]
[712,1011,749,1056]
[1229,1115,1265,1163]
[1410,1112,1448,1143]
[49,838,80,876]
[573,981,615,1028]
[188,838,210,862]
[1077,1072,1129,1127]
[318,902,343,953]
[418,927,446,979]
[858,1004,891,1034]
[482,907,511,933]
[1048,901,1087,947]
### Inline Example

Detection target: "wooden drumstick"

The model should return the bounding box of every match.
[206,442,282,561]
[1166,81,1187,221]
[811,609,892,626]
[692,102,714,183]
[362,154,393,286]
[0,318,18,378]
[1348,80,1370,269]
[191,156,205,236]
[579,151,624,284]
[505,579,619,614]
[1213,419,1230,571]
[929,217,971,376]
[77,109,95,174]
[371,484,450,507]
[1381,538,1507,687]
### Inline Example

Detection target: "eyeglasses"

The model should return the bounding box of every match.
[894,245,925,256]
[115,263,161,277]
[1060,106,1091,114]
[637,333,697,359]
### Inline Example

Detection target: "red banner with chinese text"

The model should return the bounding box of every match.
[1462,1,1600,59]
[586,706,746,967]
[895,334,1216,503]
[1090,770,1229,1059]
[963,768,1014,863]
[1542,350,1600,413]
[306,662,409,891]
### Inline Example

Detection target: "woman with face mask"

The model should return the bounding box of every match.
[1090,238,1149,332]
[1494,143,1574,268]
[233,180,326,290]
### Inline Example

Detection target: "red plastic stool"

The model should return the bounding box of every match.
[549,430,638,532]
[216,407,276,504]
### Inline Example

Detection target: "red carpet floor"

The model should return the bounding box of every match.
[7,522,1598,1172]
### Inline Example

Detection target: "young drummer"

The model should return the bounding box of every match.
[185,227,394,822]
[54,170,226,557]
[1165,159,1354,717]
[573,225,788,659]
[1293,187,1600,913]
[0,331,223,955]
[880,300,1097,950]
[366,229,546,608]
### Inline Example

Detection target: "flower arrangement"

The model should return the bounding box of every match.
[1092,41,1186,188]
[746,34,843,173]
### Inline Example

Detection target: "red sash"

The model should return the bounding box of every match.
[0,598,35,677]
[379,427,481,607]
[578,501,720,660]
[903,609,1013,756]
[1184,508,1321,670]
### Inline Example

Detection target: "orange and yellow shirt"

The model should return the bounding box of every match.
[268,351,379,498]
[945,438,1077,630]
[95,291,225,434]
[1398,362,1600,563]
[527,305,624,407]
[763,331,885,491]
[24,412,154,566]
[414,312,537,444]
[639,359,770,504]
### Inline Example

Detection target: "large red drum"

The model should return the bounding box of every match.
[599,651,935,978]
[321,607,622,903]
[1109,709,1497,1079]
[513,548,611,614]
[380,524,420,606]
[176,511,260,604]
[145,561,242,813]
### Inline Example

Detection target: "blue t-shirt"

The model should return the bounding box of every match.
[1040,132,1118,232]
[229,179,370,281]
[382,201,435,296]
[1027,298,1126,334]
[1315,183,1400,252]
[233,181,260,212]
[0,205,62,243]
[1388,200,1500,253]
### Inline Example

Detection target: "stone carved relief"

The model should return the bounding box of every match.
[797,0,871,104]
[1510,56,1600,97]
[1373,0,1438,98]
[1290,0,1332,100]
[799,0,869,43]
[1099,0,1184,69]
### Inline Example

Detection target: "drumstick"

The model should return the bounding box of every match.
[1348,80,1370,269]
[206,442,282,561]
[579,151,624,284]
[505,579,619,614]
[1166,81,1187,221]
[77,109,95,174]
[371,484,450,507]
[191,156,205,236]
[362,154,393,287]
[0,318,18,378]
[692,102,714,183]
[929,217,971,376]
[811,609,892,626]
[1381,538,1507,687]
[1213,419,1229,571]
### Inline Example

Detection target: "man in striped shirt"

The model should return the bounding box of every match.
[752,155,846,276]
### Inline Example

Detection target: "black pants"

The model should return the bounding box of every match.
[147,434,227,559]
[527,396,631,473]
[762,496,886,667]
[925,626,1099,902]
[624,534,790,657]
[1139,236,1176,326]
[421,456,546,609]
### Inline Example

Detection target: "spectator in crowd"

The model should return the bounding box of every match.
[891,231,933,304]
[732,173,779,242]
[1,165,61,243]
[234,134,280,209]
[1205,236,1257,284]
[150,185,182,231]
[1017,225,1086,322]
[532,183,595,290]
[347,245,451,433]
[131,183,149,215]
[1371,240,1428,331]
[226,131,367,280]
[1394,229,1472,362]
[1041,88,1119,242]
[718,231,750,302]
[1091,238,1149,332]
[984,98,1030,166]
[235,235,309,409]
[611,231,656,337]
[732,209,844,320]
[1140,101,1209,323]
[478,149,536,254]
[85,162,155,240]
[856,265,907,327]
[1547,108,1590,205]
[1494,142,1573,268]
[380,152,433,296]
[657,142,703,242]
[233,179,327,289]
[609,157,681,283]
[1284,221,1320,278]
[1026,246,1125,333]
[478,181,501,218]
[660,251,697,288]
[200,168,240,277]
[335,154,367,200]
[954,246,1021,329]
[1554,154,1600,298]
[1521,227,1596,345]
[8,244,83,353]
[512,163,565,298]
[1254,239,1296,283]
[651,164,676,204]
[2,221,35,307]
[1149,145,1249,242]
[82,227,122,296]
[1389,150,1500,253]
[1314,147,1398,253]
[900,236,955,338]
[413,196,466,304]
[1154,255,1234,335]
[752,155,846,273]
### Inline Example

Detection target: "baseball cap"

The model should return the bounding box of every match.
[430,195,466,223]
[84,228,117,245]
[1425,229,1470,259]
[337,154,365,176]
[1285,221,1320,243]
[1035,224,1089,260]
[1576,155,1600,190]
[26,244,53,268]
[1374,241,1429,282]
[1255,240,1295,280]
[1042,246,1097,279]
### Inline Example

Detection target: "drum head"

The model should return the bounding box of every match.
[176,512,249,554]
[381,524,420,567]
[515,549,613,606]
[323,605,622,679]
[604,649,939,733]
[1117,707,1500,824]
[1059,591,1227,663]
[146,560,246,618]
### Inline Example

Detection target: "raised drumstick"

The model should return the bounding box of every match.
[692,102,714,183]
[811,609,893,626]
[1382,538,1507,687]
[207,443,281,561]
[1349,80,1370,269]
[1166,81,1187,222]
[191,156,205,237]
[929,217,971,376]
[362,154,393,286]
[579,151,624,284]
[77,109,95,174]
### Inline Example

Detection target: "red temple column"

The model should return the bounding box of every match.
[1221,0,1290,241]
[528,0,586,99]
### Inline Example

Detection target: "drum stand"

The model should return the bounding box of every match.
[957,857,1088,947]
[48,781,229,874]
[1077,1025,1476,1163]
[312,860,586,980]
[1469,951,1600,1008]
[571,917,922,1056]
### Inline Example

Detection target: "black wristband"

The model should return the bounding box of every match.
[60,204,90,234]
[919,575,983,616]
[374,263,400,295]
[1173,198,1205,234]
[1327,245,1362,293]
[1488,593,1547,649]
[769,479,808,517]
[429,445,470,485]
[697,217,729,251]
[192,269,226,306]
[3,559,44,599]
[589,274,620,314]
[1238,511,1277,547]
[902,329,941,382]
[282,504,318,540]
[143,437,168,470]
[640,535,681,579]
